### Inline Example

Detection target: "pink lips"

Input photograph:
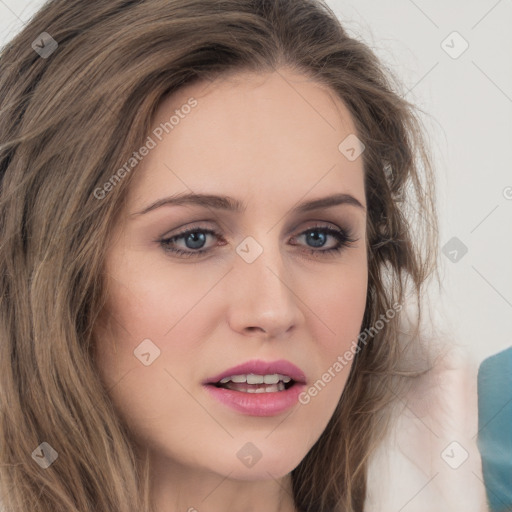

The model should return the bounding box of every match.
[203,359,307,417]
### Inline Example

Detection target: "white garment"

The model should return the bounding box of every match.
[365,346,490,511]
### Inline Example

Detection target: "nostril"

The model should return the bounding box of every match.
[246,326,265,333]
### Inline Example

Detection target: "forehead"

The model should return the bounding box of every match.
[126,69,365,212]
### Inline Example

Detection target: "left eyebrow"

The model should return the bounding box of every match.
[291,193,366,214]
[131,192,366,217]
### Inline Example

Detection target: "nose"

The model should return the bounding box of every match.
[226,238,304,339]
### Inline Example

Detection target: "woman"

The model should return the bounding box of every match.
[0,0,486,511]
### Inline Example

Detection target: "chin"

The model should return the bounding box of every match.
[223,462,297,482]
[213,445,307,481]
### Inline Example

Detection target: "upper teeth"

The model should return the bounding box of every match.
[219,373,292,385]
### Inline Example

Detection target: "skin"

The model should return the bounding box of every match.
[93,67,368,512]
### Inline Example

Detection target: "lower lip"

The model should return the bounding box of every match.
[203,383,307,416]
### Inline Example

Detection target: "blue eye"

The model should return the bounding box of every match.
[159,224,358,259]
[160,228,221,258]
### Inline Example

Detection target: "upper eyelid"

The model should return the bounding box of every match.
[163,223,354,248]
[163,217,352,237]
[164,222,348,241]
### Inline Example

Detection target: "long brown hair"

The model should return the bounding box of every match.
[0,1,438,510]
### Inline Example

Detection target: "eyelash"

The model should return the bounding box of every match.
[159,223,358,259]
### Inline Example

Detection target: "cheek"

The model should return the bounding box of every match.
[308,254,368,351]
[293,254,367,419]
[93,250,222,396]
[102,246,215,339]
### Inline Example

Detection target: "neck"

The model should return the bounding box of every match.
[147,451,298,512]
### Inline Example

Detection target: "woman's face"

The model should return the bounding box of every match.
[94,68,367,490]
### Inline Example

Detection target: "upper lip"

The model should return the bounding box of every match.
[204,359,307,385]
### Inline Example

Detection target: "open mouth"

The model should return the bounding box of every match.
[203,362,307,415]
[210,373,296,393]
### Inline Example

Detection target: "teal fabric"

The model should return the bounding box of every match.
[477,347,512,512]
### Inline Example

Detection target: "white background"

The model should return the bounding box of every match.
[1,0,511,365]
